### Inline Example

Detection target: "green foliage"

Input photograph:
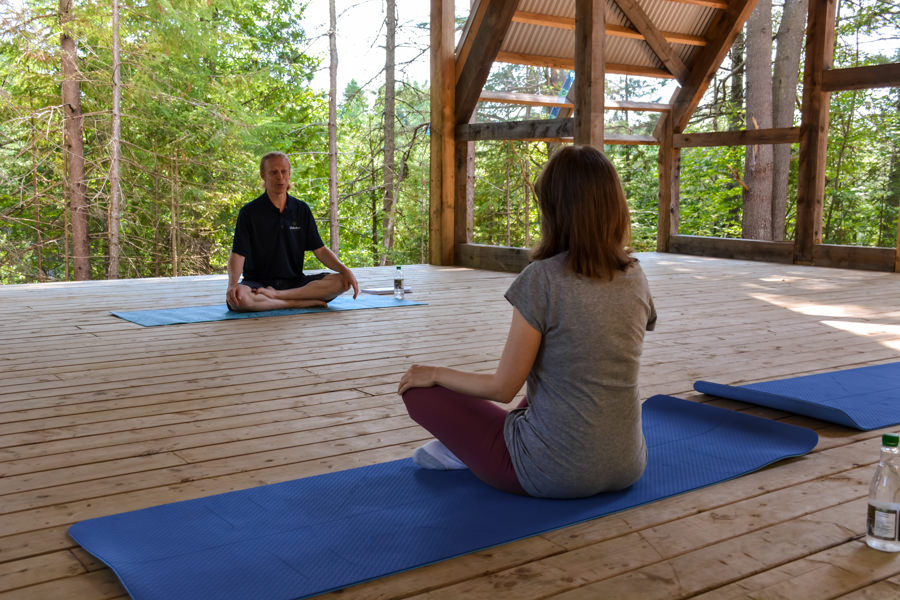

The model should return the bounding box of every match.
[1,0,327,283]
[2,1,899,285]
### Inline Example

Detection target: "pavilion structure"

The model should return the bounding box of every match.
[429,0,900,273]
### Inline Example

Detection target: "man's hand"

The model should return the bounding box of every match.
[343,269,359,299]
[313,245,358,299]
[226,283,242,309]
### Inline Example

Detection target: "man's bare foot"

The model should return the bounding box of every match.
[252,286,279,299]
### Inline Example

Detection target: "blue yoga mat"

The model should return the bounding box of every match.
[111,294,426,326]
[69,395,816,600]
[694,362,900,430]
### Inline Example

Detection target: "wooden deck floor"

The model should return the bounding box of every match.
[2,253,900,599]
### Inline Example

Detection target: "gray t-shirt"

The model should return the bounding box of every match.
[503,253,657,498]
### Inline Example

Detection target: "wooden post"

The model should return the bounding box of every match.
[895,209,900,272]
[455,139,474,245]
[794,0,836,264]
[454,0,477,249]
[656,111,679,251]
[574,0,605,147]
[430,0,455,265]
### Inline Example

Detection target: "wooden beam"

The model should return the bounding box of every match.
[896,209,900,272]
[455,243,531,273]
[512,11,575,30]
[456,119,657,144]
[668,235,795,263]
[477,91,670,112]
[821,63,900,92]
[511,11,706,46]
[812,244,897,272]
[667,0,729,9]
[612,0,690,83]
[657,0,758,136]
[607,24,707,47]
[574,0,605,146]
[674,127,800,147]
[457,118,574,141]
[479,90,572,108]
[606,99,671,112]
[430,0,455,266]
[496,51,675,79]
[794,0,836,264]
[454,0,518,125]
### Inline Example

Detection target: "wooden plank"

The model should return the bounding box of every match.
[667,0,729,8]
[456,119,657,144]
[4,260,900,598]
[495,52,675,79]
[606,24,707,47]
[511,11,707,46]
[794,0,837,264]
[822,62,900,92]
[0,550,85,592]
[454,243,530,273]
[812,244,897,272]
[690,542,900,599]
[674,126,800,147]
[478,90,572,108]
[457,118,573,141]
[454,0,519,125]
[668,235,795,263]
[612,0,689,83]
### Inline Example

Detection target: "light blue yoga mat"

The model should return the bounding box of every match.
[68,395,817,600]
[694,361,900,430]
[111,293,426,326]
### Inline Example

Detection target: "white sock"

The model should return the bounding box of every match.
[412,440,468,470]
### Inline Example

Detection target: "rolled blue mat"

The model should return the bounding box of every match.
[695,361,900,430]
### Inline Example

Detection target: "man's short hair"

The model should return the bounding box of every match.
[259,151,291,174]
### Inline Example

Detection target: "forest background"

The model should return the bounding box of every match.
[0,0,898,284]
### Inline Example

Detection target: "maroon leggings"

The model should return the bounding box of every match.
[402,386,528,495]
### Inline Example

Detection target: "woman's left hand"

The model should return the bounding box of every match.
[398,364,438,396]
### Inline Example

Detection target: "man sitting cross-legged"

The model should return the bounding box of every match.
[226,151,358,312]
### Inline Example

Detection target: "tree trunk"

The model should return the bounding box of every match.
[108,0,123,278]
[771,0,807,240]
[170,155,179,276]
[505,142,511,247]
[30,111,43,279]
[60,0,90,280]
[729,31,745,131]
[327,0,340,253]
[887,93,900,248]
[742,0,774,240]
[380,0,396,265]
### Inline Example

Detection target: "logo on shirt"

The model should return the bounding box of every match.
[288,221,302,231]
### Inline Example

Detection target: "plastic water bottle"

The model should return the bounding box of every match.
[393,266,404,300]
[866,432,900,552]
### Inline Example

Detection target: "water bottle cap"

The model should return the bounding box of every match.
[883,433,899,447]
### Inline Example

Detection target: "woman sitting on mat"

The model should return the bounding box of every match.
[398,145,657,499]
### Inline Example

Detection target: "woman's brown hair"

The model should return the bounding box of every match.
[530,145,635,280]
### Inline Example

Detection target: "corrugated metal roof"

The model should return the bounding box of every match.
[496,0,725,79]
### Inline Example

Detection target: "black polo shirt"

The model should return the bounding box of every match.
[231,192,324,284]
